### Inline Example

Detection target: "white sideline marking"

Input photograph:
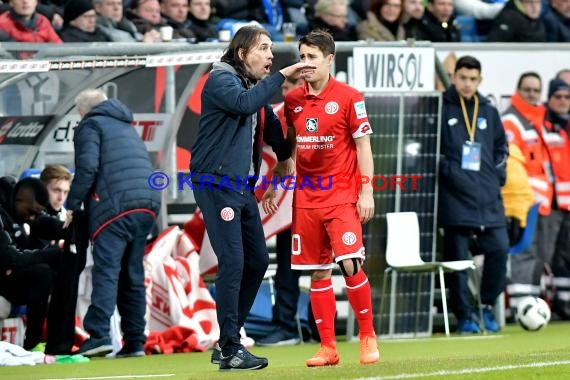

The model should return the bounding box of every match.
[355,360,570,379]
[386,335,504,343]
[41,374,175,380]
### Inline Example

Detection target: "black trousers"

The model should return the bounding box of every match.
[443,226,508,320]
[0,217,87,353]
[194,186,268,356]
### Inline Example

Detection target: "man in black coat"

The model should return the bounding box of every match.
[60,0,110,42]
[416,0,460,42]
[68,89,161,358]
[438,56,509,334]
[487,0,546,42]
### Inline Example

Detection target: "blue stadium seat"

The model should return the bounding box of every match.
[19,168,42,179]
[454,15,480,43]
[509,203,540,255]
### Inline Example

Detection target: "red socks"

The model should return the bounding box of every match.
[345,270,375,337]
[309,278,337,346]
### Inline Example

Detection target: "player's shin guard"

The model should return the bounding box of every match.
[345,270,374,337]
[309,278,337,346]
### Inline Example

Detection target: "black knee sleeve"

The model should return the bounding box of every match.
[338,258,359,277]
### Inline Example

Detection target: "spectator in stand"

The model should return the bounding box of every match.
[94,0,159,42]
[0,1,65,31]
[416,0,460,42]
[487,0,546,42]
[159,0,195,40]
[0,0,62,43]
[40,0,64,29]
[310,0,358,41]
[214,0,268,26]
[126,0,165,40]
[454,0,506,38]
[557,68,570,84]
[60,0,111,42]
[187,0,217,42]
[357,0,405,41]
[454,0,504,20]
[542,0,570,42]
[402,0,424,39]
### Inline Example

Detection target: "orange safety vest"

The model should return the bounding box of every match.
[502,93,553,215]
[543,115,570,212]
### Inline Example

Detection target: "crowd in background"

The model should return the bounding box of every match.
[0,0,568,44]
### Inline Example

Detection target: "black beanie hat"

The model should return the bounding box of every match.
[548,79,570,99]
[64,0,95,25]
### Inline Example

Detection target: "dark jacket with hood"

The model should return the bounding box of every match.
[438,85,508,228]
[190,62,291,189]
[66,99,161,240]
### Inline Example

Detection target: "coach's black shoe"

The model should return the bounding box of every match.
[115,342,145,358]
[219,348,268,371]
[76,337,113,358]
[210,344,221,364]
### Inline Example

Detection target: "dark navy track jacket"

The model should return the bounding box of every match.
[438,85,508,228]
[190,62,291,188]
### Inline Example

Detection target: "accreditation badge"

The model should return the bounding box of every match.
[461,141,481,172]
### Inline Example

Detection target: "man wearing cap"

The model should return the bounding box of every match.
[505,77,570,315]
[544,80,570,319]
[60,0,110,42]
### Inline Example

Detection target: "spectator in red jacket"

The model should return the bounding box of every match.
[0,0,62,43]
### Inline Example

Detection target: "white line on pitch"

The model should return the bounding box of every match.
[355,360,570,379]
[41,374,175,380]
[385,335,504,343]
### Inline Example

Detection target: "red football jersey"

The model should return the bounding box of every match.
[284,76,372,208]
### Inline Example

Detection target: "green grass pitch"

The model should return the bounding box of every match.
[2,322,570,380]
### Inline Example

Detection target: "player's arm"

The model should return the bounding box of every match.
[355,135,374,224]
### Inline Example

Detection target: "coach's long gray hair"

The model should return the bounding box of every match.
[75,89,108,116]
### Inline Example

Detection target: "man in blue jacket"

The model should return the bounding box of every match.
[67,89,161,358]
[190,26,314,371]
[438,56,509,334]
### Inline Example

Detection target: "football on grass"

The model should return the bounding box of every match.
[516,296,551,331]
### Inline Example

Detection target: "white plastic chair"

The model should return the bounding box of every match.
[379,212,482,337]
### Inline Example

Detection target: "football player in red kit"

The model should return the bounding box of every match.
[263,29,379,366]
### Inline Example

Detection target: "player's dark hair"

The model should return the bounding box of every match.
[454,55,481,73]
[299,29,335,56]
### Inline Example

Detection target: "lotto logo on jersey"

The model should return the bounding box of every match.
[354,101,367,119]
[306,118,318,132]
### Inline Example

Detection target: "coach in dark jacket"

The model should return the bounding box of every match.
[68,89,161,358]
[438,56,509,334]
[189,26,313,370]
